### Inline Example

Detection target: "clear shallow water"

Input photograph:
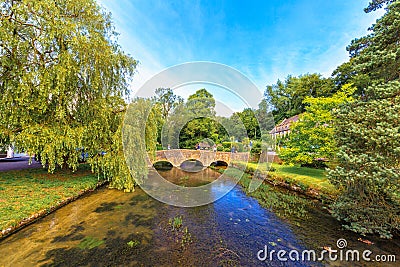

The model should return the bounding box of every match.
[0,168,398,266]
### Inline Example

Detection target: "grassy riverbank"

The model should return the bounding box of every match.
[232,161,337,199]
[0,165,101,235]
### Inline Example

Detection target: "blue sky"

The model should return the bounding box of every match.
[98,0,384,114]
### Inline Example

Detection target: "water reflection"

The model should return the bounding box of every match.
[156,166,220,187]
[179,159,205,173]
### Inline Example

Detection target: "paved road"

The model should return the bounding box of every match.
[0,157,42,172]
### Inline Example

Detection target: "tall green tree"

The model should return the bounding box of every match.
[153,88,181,147]
[352,1,400,83]
[265,74,335,123]
[217,100,275,143]
[279,84,355,167]
[163,89,221,149]
[328,81,400,238]
[178,89,218,148]
[328,1,400,238]
[0,0,146,191]
[179,118,220,148]
[255,99,275,133]
[216,115,246,142]
[238,108,260,139]
[154,88,183,120]
[186,88,216,117]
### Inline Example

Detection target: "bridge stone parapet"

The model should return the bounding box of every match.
[151,149,249,167]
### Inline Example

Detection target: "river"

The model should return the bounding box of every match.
[0,167,398,266]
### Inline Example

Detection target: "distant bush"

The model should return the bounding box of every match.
[269,166,276,172]
[300,159,328,169]
[216,145,224,152]
[250,141,262,161]
[156,144,164,150]
[221,142,244,152]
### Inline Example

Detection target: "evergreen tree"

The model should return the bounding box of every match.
[328,81,400,238]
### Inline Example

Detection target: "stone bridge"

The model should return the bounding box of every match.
[150,149,249,167]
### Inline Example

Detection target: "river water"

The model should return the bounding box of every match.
[0,168,399,266]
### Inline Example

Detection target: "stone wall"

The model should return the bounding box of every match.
[152,149,249,167]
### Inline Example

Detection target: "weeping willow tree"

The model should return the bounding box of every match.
[0,0,156,191]
[89,98,158,192]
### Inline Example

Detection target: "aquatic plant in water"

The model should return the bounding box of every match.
[167,216,192,248]
[127,240,140,248]
[77,236,104,249]
[181,226,192,247]
[168,215,183,230]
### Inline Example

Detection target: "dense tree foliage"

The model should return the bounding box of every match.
[326,1,400,238]
[255,99,275,133]
[186,88,216,117]
[364,0,396,12]
[328,82,400,238]
[179,118,222,148]
[0,0,137,170]
[152,88,181,147]
[217,114,247,142]
[279,84,355,166]
[265,73,335,123]
[353,2,400,82]
[0,0,157,192]
[237,108,260,139]
[118,98,158,191]
[154,88,183,120]
[164,89,219,148]
[160,88,271,149]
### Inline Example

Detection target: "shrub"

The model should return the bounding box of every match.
[250,141,262,161]
[221,142,244,152]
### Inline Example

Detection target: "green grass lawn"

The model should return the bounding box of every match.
[0,165,100,231]
[240,162,336,196]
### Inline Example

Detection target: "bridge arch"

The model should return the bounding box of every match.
[180,159,204,172]
[210,160,228,167]
[153,161,173,170]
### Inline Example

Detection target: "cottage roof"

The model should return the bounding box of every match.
[269,114,300,134]
[198,142,211,148]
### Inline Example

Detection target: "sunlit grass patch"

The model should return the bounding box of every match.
[0,165,100,231]
[237,162,336,196]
